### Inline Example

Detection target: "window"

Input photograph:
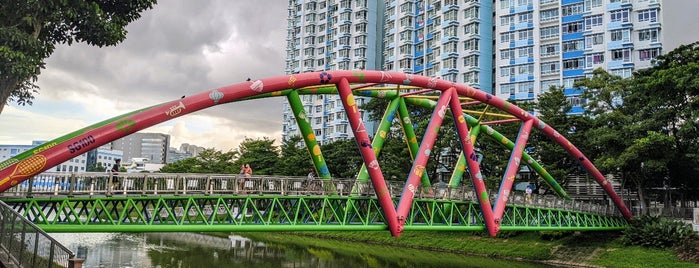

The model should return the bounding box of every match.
[500,83,515,94]
[541,79,559,92]
[585,33,604,48]
[501,66,515,77]
[463,38,479,50]
[518,12,533,23]
[540,61,560,75]
[518,29,533,40]
[610,29,630,42]
[610,9,629,23]
[501,0,515,9]
[561,3,583,16]
[518,46,533,58]
[399,58,412,69]
[585,52,604,67]
[463,22,479,35]
[562,40,583,52]
[463,71,479,84]
[463,55,479,67]
[639,48,661,61]
[464,6,479,19]
[540,9,558,22]
[638,9,658,23]
[638,28,659,42]
[517,82,534,93]
[563,77,584,88]
[501,15,515,26]
[540,43,559,56]
[540,26,559,39]
[562,22,583,34]
[611,48,631,62]
[584,15,603,30]
[518,64,534,75]
[563,58,583,70]
[610,68,632,78]
[500,31,515,43]
[584,0,602,11]
[501,48,515,59]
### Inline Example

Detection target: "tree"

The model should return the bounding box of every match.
[321,139,364,178]
[231,137,279,176]
[530,86,593,193]
[277,136,314,176]
[0,0,156,114]
[160,148,237,174]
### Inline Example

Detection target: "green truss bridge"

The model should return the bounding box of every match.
[0,172,627,233]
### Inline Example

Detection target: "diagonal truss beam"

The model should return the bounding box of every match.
[336,78,400,236]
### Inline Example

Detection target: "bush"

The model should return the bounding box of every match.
[621,215,699,248]
[538,231,573,241]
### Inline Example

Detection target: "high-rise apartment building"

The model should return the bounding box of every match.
[282,0,384,144]
[493,0,699,113]
[383,0,493,88]
[112,132,170,164]
[284,0,699,138]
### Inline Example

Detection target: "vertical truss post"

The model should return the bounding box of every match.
[396,98,430,186]
[449,89,498,236]
[493,119,534,223]
[396,88,453,229]
[286,90,331,178]
[448,124,481,188]
[354,98,401,191]
[336,78,400,237]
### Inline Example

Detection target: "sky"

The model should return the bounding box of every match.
[0,0,288,152]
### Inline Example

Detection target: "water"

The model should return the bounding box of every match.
[50,232,556,268]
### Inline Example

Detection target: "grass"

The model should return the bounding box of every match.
[225,231,699,268]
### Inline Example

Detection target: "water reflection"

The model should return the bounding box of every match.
[50,233,554,268]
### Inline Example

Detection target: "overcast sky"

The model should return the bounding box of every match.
[0,1,288,151]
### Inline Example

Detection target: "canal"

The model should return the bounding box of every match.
[50,232,556,268]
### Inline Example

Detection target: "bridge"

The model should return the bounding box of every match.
[0,172,627,233]
[0,71,633,238]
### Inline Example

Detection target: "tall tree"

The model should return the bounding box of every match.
[277,136,314,176]
[232,137,279,176]
[0,0,157,114]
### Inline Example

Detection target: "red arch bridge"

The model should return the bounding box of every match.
[0,71,632,237]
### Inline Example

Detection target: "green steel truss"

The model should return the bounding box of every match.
[2,195,627,233]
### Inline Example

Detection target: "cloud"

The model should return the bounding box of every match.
[1,0,287,150]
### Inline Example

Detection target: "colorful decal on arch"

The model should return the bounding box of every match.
[427,77,438,88]
[115,119,136,133]
[209,90,224,104]
[165,101,186,117]
[352,71,366,81]
[403,73,414,85]
[288,75,297,86]
[0,155,46,187]
[380,71,392,82]
[250,80,264,92]
[319,72,332,84]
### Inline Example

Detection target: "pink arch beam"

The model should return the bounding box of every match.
[0,71,633,237]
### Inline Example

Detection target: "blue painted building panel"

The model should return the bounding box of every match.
[563,69,584,77]
[562,0,583,5]
[562,51,584,59]
[514,57,530,65]
[562,32,583,41]
[562,14,583,24]
[564,88,584,95]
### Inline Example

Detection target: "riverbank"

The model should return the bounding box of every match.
[231,231,698,268]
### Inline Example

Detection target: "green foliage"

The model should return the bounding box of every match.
[538,231,573,241]
[231,137,279,175]
[160,148,237,174]
[0,0,156,112]
[621,215,699,248]
[321,139,363,178]
[277,136,314,176]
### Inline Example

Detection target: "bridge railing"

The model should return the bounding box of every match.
[0,200,74,267]
[0,172,622,217]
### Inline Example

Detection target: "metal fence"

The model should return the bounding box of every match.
[0,172,623,217]
[0,200,74,268]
